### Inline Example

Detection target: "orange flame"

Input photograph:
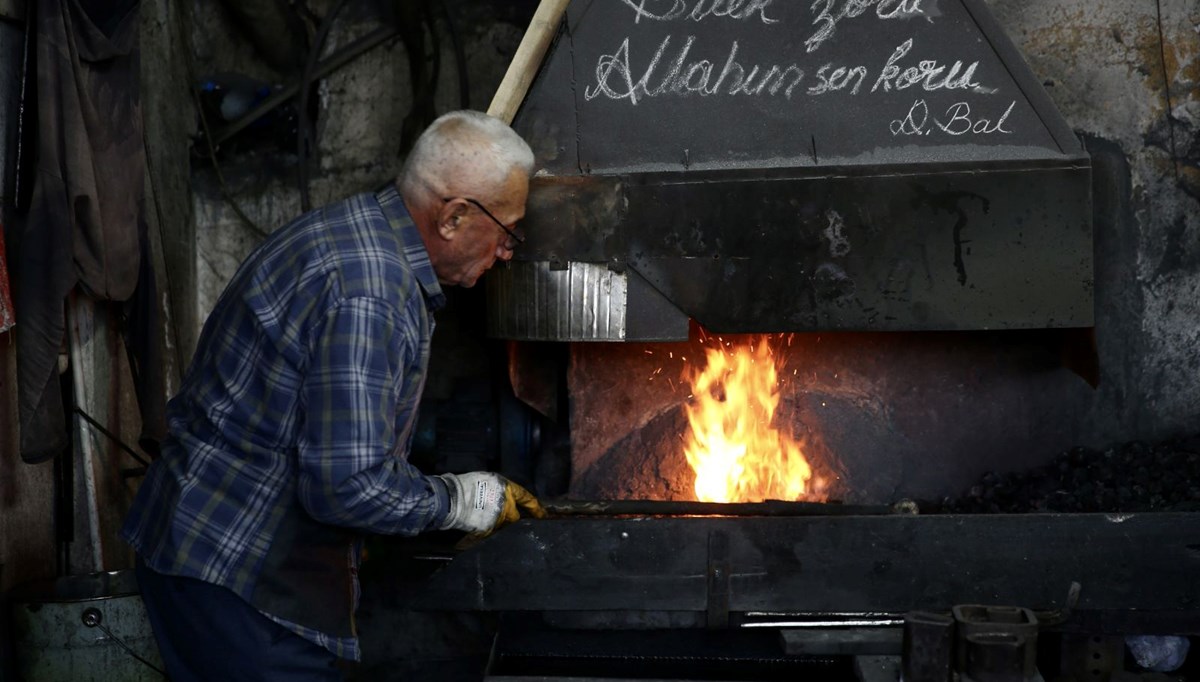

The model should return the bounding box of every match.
[682,336,816,503]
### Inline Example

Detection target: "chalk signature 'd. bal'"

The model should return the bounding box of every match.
[891,99,1017,136]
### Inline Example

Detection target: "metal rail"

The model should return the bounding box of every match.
[540,499,912,517]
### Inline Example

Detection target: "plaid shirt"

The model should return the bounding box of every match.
[122,186,449,661]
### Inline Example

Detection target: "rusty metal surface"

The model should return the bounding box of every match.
[401,513,1200,630]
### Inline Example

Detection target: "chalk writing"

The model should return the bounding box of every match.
[805,0,924,53]
[823,210,852,257]
[890,99,1016,136]
[807,63,869,95]
[585,36,806,104]
[581,5,1024,144]
[586,33,993,105]
[871,39,981,92]
[890,99,930,135]
[935,101,1015,135]
[619,0,779,24]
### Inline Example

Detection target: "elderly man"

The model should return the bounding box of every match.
[122,110,544,680]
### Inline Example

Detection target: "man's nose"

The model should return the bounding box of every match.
[495,244,515,261]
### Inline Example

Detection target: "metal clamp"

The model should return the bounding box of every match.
[953,605,1043,682]
[902,610,955,682]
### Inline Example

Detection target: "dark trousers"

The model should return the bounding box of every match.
[135,559,346,681]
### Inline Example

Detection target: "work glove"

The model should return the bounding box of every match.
[436,472,546,538]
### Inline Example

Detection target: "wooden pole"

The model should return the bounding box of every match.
[487,0,571,124]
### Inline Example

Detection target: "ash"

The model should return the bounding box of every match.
[935,435,1200,514]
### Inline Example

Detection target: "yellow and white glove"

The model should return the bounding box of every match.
[437,472,546,536]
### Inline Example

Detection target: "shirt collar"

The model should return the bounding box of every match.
[376,185,447,312]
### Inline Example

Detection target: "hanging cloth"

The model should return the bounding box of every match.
[12,0,145,463]
[0,223,14,334]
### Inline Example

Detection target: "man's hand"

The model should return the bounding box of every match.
[437,472,546,536]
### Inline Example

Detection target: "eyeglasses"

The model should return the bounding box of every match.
[444,197,525,247]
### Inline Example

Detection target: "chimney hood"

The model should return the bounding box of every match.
[487,0,1092,341]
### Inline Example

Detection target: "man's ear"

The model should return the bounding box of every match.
[437,199,467,240]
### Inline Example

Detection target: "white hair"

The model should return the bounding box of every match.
[399,110,534,202]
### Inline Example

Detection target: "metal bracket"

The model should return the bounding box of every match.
[706,530,730,630]
[902,611,955,682]
[953,604,1042,682]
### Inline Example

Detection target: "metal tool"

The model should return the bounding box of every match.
[541,498,912,518]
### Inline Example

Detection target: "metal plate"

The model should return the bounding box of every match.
[501,163,1092,333]
[402,512,1200,633]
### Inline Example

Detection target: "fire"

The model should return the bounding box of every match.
[682,336,816,503]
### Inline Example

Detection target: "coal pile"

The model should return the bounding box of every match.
[935,435,1200,514]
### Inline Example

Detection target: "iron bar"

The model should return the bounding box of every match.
[540,499,904,517]
[742,611,907,631]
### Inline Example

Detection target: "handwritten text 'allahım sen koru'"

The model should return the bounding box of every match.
[586,0,1016,137]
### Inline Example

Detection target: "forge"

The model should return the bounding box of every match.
[570,330,836,504]
[389,1,1200,680]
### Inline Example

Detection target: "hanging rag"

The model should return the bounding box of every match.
[11,0,150,464]
[0,224,14,334]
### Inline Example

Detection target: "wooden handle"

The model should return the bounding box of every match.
[487,0,571,124]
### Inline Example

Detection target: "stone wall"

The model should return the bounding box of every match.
[987,0,1200,437]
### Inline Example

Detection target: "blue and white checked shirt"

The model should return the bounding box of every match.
[122,186,450,660]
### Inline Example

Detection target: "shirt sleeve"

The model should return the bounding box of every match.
[296,295,449,535]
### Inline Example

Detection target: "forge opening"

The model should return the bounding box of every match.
[571,329,842,504]
[557,326,1200,514]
